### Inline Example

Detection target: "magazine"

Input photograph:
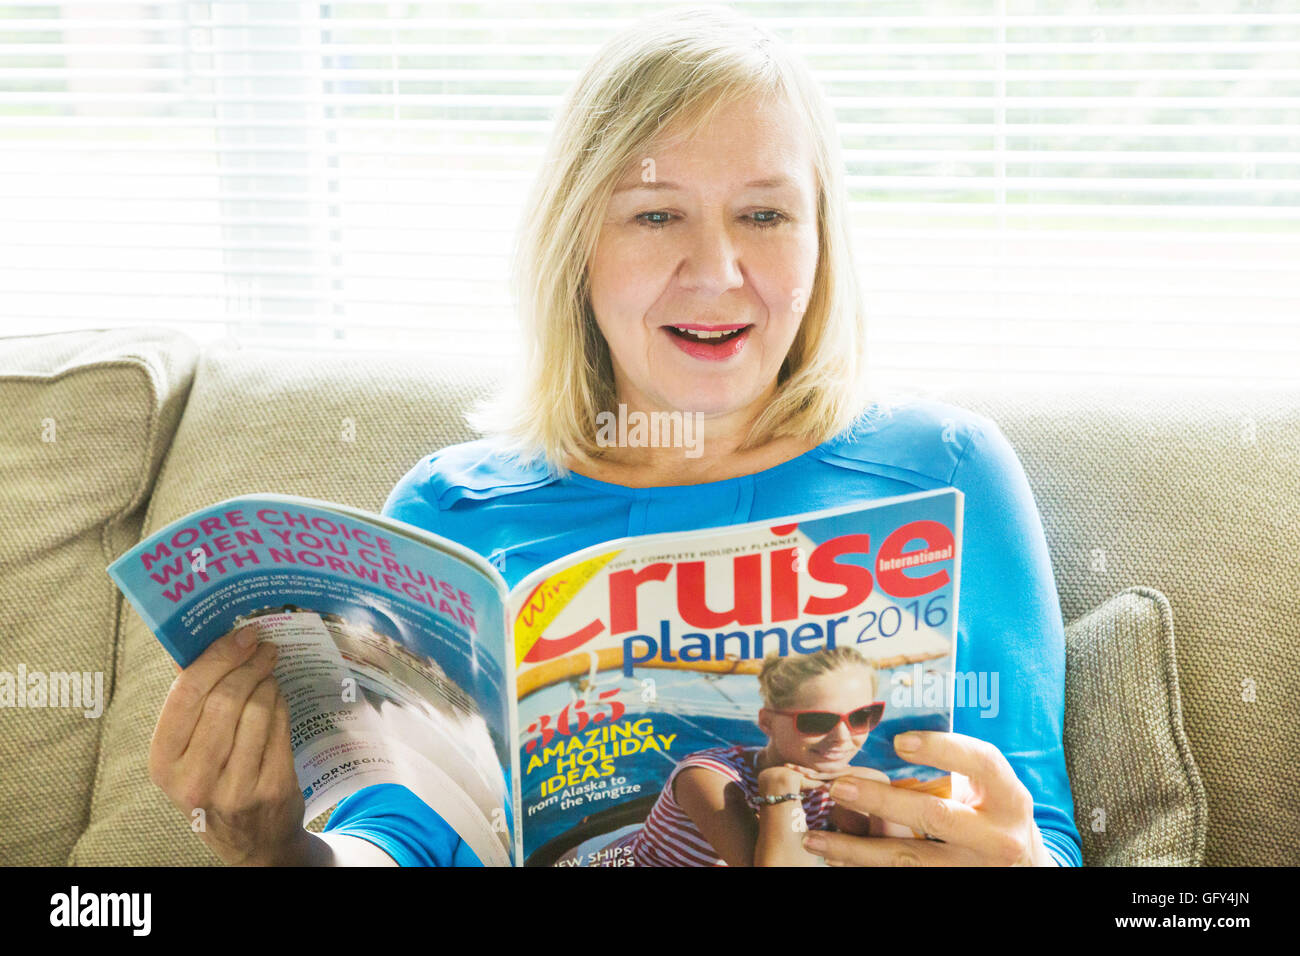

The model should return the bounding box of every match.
[107,487,962,867]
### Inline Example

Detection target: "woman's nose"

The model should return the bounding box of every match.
[678,219,744,295]
[825,720,854,744]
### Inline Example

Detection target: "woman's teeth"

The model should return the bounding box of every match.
[671,326,744,342]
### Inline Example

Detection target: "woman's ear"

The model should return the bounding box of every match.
[757,707,773,736]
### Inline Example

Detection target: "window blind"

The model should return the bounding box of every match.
[1,1,1297,388]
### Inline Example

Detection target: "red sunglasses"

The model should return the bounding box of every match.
[770,701,886,736]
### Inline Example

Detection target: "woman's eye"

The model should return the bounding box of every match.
[634,210,788,229]
[635,211,673,228]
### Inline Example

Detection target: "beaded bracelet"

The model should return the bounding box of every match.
[756,792,801,805]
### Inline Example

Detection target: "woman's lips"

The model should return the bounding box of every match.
[662,324,752,362]
[815,749,854,762]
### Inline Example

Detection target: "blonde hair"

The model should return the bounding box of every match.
[757,646,878,710]
[466,3,882,478]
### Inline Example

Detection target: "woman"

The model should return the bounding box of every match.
[628,647,898,867]
[148,5,1082,866]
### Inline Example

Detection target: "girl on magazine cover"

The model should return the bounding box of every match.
[623,646,898,866]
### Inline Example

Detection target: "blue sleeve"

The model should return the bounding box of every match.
[322,784,483,867]
[950,420,1083,867]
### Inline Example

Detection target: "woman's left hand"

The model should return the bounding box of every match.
[800,731,1057,866]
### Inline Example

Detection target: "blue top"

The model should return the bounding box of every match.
[323,399,1083,866]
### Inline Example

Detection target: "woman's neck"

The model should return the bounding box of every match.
[567,430,821,487]
[567,381,827,486]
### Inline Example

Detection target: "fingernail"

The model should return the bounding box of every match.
[830,780,858,801]
[895,732,921,752]
[802,833,825,852]
[236,627,256,648]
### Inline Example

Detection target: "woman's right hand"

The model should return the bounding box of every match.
[149,625,306,865]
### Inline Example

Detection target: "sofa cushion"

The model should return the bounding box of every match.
[949,385,1298,866]
[0,328,198,864]
[72,342,506,864]
[1063,586,1206,865]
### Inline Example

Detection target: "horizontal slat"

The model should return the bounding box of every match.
[851,227,1300,245]
[6,67,1300,82]
[870,335,1300,356]
[6,92,1300,110]
[5,280,1294,314]
[851,203,1300,220]
[876,342,1300,365]
[4,204,1297,230]
[0,191,529,205]
[8,296,1296,331]
[0,173,534,191]
[0,117,554,131]
[7,281,1297,311]
[0,1,1293,18]
[6,41,1300,57]
[3,119,1295,144]
[0,168,532,181]
[5,178,1298,202]
[3,227,1297,249]
[5,201,1296,221]
[0,263,505,280]
[860,283,1300,302]
[6,14,1300,30]
[0,215,516,229]
[4,255,1299,285]
[0,158,1289,178]
[0,145,547,157]
[0,0,967,7]
[847,176,1300,193]
[3,153,1298,177]
[0,313,518,329]
[5,311,1291,345]
[0,288,514,307]
[1,244,1295,274]
[3,149,1297,170]
[5,232,1294,260]
[3,115,1296,137]
[865,308,1300,328]
[0,235,512,253]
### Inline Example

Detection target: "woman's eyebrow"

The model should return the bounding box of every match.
[613,175,798,195]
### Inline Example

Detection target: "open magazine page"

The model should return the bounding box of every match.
[506,488,962,867]
[107,494,515,866]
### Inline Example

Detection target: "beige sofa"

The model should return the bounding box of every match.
[2,326,1296,866]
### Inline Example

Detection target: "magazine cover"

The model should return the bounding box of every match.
[508,487,962,866]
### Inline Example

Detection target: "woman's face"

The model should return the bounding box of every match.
[759,667,876,772]
[587,92,820,422]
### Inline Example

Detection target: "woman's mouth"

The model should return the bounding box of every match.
[663,324,753,361]
[815,749,854,762]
